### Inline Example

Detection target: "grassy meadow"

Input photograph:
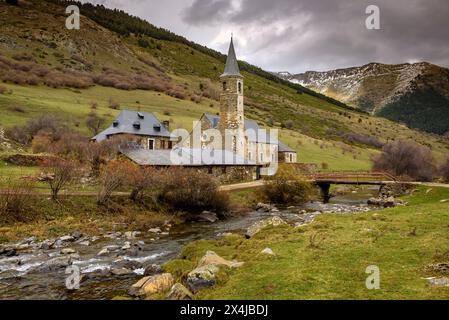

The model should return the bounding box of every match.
[165,186,449,299]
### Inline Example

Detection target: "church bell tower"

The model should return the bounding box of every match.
[219,37,245,157]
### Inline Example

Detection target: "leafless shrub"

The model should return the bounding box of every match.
[6,115,61,145]
[440,158,449,182]
[343,133,384,149]
[0,179,35,223]
[108,98,120,110]
[97,160,134,205]
[86,112,106,136]
[0,85,7,94]
[40,158,79,200]
[261,165,313,205]
[156,167,230,214]
[283,120,294,129]
[373,140,436,181]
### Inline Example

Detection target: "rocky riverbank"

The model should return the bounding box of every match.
[0,188,383,299]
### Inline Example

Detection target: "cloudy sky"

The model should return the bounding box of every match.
[81,0,449,74]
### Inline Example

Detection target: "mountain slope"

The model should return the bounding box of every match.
[0,0,448,170]
[278,63,449,134]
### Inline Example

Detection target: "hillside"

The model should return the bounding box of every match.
[277,63,449,135]
[0,0,448,172]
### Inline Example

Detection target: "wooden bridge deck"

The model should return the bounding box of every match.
[304,171,398,185]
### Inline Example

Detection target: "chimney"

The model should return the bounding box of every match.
[162,120,170,131]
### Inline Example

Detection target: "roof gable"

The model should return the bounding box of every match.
[93,110,171,142]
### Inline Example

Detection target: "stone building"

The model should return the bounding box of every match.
[92,110,174,150]
[181,37,296,165]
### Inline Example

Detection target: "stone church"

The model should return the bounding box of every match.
[182,37,297,165]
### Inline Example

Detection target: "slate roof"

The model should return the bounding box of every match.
[203,113,278,144]
[121,147,258,166]
[203,113,296,153]
[221,37,242,77]
[92,110,172,142]
[278,141,296,152]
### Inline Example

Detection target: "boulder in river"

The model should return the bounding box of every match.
[43,256,72,270]
[0,248,17,257]
[59,235,75,243]
[129,273,174,297]
[255,202,276,212]
[194,211,219,223]
[245,216,287,238]
[60,248,77,255]
[144,264,162,276]
[148,227,162,233]
[111,268,133,276]
[166,283,194,300]
[124,231,141,240]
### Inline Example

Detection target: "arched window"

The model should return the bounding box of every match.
[238,82,242,94]
[223,81,227,91]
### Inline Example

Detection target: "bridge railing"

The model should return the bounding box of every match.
[303,171,398,183]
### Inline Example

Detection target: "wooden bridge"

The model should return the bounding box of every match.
[303,171,399,203]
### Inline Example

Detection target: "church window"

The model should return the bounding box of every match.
[238,82,242,93]
[223,81,227,90]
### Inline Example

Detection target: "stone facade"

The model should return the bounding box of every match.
[279,151,297,163]
[219,74,246,158]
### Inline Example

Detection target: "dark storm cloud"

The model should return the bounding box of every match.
[182,0,449,72]
[182,0,233,25]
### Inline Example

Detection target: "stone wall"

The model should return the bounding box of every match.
[197,165,257,184]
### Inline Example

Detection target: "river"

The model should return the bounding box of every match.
[0,187,379,300]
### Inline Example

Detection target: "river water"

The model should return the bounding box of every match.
[0,187,378,300]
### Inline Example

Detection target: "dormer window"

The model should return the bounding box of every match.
[113,120,119,127]
[137,112,145,119]
[153,125,161,132]
[133,121,141,129]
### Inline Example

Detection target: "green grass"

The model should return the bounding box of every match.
[168,187,449,299]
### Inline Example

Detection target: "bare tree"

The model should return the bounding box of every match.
[40,158,78,200]
[86,112,105,136]
[440,158,449,182]
[97,160,134,205]
[373,140,436,181]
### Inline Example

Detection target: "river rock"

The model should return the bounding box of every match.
[261,248,275,255]
[59,235,75,242]
[60,248,77,255]
[40,240,55,250]
[129,273,174,297]
[44,256,72,270]
[255,202,274,212]
[111,267,133,276]
[197,251,243,268]
[148,228,161,233]
[71,231,83,240]
[166,283,194,300]
[104,232,121,239]
[187,264,219,292]
[79,240,90,246]
[144,264,162,276]
[97,248,110,256]
[245,216,287,238]
[195,211,219,223]
[121,242,131,250]
[0,248,17,257]
[124,231,141,240]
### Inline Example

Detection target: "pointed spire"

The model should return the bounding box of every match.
[221,36,241,77]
